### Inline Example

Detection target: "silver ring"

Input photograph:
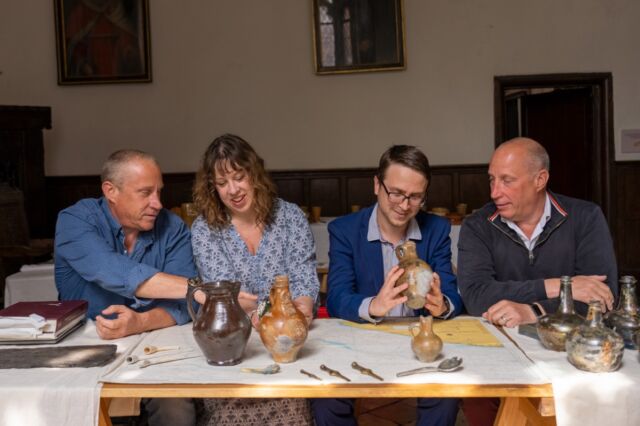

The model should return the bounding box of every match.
[500,315,507,324]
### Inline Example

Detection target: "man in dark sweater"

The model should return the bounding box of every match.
[458,137,617,327]
[457,137,618,426]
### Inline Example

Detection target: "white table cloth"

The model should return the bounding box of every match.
[0,322,140,426]
[4,263,57,308]
[101,318,546,386]
[503,326,640,426]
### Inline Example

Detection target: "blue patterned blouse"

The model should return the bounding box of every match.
[191,199,319,302]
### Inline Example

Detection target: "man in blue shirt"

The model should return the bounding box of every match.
[55,149,205,425]
[311,145,462,426]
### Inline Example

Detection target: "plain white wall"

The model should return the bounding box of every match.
[1,0,639,175]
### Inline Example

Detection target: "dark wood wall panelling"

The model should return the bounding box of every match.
[44,165,490,235]
[44,162,640,277]
[612,161,640,277]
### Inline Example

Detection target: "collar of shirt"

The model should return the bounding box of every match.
[501,192,551,251]
[366,204,422,243]
[99,197,155,255]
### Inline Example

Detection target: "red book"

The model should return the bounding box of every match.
[0,300,88,333]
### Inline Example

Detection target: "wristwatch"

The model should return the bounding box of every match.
[187,276,202,288]
[437,297,451,318]
[530,303,544,319]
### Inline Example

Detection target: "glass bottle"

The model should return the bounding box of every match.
[536,276,583,351]
[566,301,624,372]
[410,315,443,362]
[604,275,640,349]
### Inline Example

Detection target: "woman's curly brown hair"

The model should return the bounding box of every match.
[193,134,277,229]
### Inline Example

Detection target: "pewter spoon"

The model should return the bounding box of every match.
[396,357,463,377]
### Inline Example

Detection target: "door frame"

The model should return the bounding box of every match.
[494,73,614,220]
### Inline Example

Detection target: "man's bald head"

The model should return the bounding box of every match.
[494,137,550,175]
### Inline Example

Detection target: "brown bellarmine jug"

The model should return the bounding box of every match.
[259,275,309,363]
[410,315,443,362]
[395,241,433,310]
[187,279,252,366]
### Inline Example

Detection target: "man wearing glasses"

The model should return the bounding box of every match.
[311,145,462,426]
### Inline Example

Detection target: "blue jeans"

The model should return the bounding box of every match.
[310,397,460,426]
[142,398,196,426]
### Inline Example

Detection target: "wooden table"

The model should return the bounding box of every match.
[99,318,556,426]
[100,382,554,426]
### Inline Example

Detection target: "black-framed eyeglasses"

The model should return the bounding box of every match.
[378,179,426,207]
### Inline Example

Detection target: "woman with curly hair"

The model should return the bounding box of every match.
[191,133,319,426]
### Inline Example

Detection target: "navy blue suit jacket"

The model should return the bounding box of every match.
[326,205,462,322]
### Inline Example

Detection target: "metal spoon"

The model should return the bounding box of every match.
[396,357,463,377]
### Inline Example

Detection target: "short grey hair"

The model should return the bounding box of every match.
[101,149,158,186]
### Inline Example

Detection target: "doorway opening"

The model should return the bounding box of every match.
[494,73,614,219]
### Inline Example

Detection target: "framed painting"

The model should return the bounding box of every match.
[311,0,406,75]
[54,0,152,85]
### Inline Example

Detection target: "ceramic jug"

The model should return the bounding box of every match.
[395,241,433,310]
[187,279,252,366]
[259,275,308,363]
[410,315,443,362]
[566,301,624,372]
[604,275,640,349]
[536,276,583,351]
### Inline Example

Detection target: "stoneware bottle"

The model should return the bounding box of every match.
[566,301,624,373]
[395,241,433,310]
[604,275,640,349]
[536,276,583,351]
[410,315,443,362]
[187,279,251,366]
[259,275,308,363]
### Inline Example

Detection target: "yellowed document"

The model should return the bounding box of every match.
[339,318,502,347]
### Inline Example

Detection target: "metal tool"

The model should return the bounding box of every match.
[240,364,281,374]
[396,357,463,377]
[126,349,193,365]
[300,369,323,381]
[351,361,384,381]
[320,364,351,382]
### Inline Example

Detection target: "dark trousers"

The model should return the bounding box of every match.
[310,397,460,426]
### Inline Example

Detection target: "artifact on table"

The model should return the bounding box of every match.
[566,301,624,372]
[604,275,640,349]
[410,315,443,362]
[320,364,351,382]
[187,278,252,366]
[259,275,308,363]
[351,361,384,381]
[536,276,583,351]
[395,241,433,309]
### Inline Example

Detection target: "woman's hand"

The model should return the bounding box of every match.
[293,296,315,326]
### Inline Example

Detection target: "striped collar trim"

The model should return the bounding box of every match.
[548,193,568,217]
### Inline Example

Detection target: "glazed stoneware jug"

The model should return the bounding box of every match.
[566,301,624,373]
[187,279,252,366]
[259,275,308,363]
[410,315,443,362]
[604,275,640,349]
[395,241,433,310]
[536,276,583,351]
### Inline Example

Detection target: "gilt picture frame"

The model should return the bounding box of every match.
[311,0,406,75]
[54,0,152,85]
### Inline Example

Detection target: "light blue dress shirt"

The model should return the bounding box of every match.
[55,197,196,323]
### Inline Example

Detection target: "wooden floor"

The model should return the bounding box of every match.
[357,398,469,426]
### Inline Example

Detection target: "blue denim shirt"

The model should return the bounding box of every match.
[54,197,196,324]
